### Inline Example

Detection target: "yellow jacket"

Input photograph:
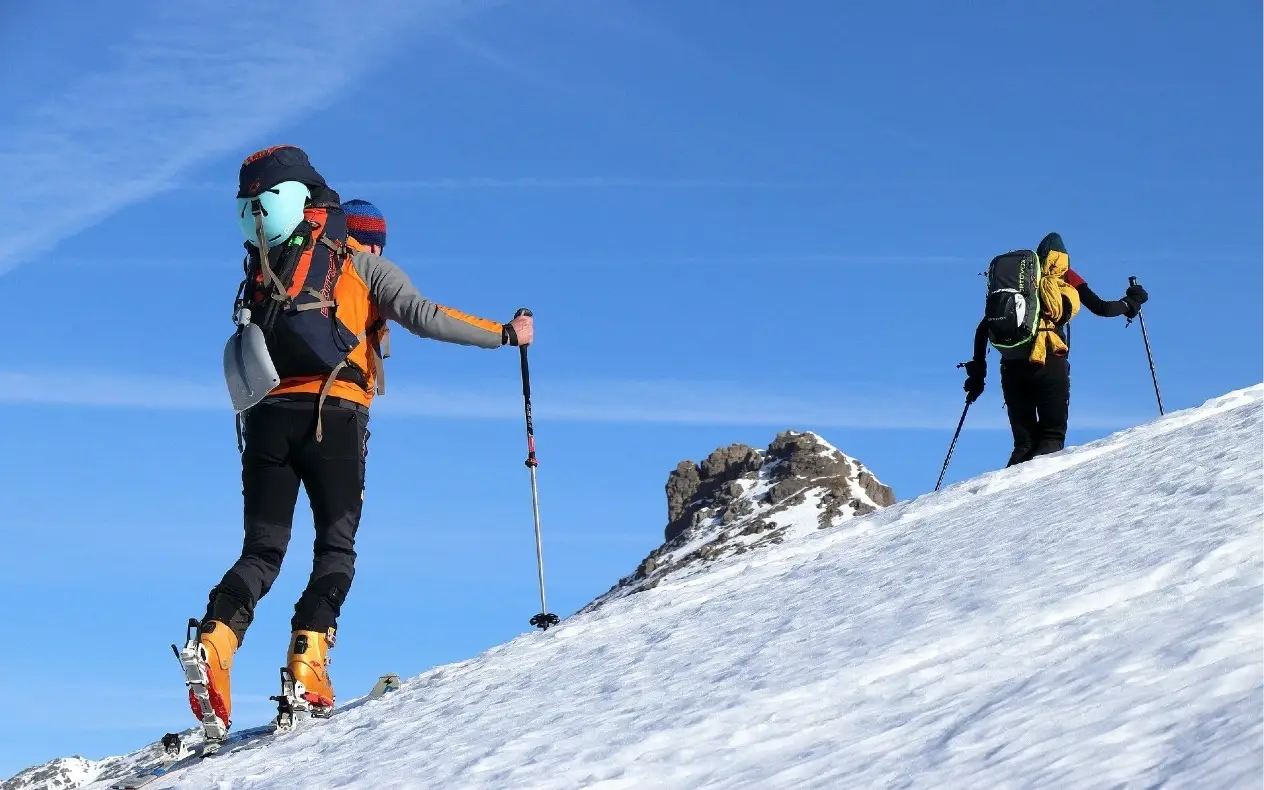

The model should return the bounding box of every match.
[1029,248,1081,365]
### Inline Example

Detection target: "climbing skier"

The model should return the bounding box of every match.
[963,232,1148,467]
[188,146,534,742]
[341,197,388,254]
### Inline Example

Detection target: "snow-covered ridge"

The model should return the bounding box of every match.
[1,758,98,790]
[7,385,1262,789]
[0,739,189,790]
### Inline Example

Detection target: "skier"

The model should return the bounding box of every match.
[193,145,534,735]
[341,197,387,254]
[962,232,1148,467]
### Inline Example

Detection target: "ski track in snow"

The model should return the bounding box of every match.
[84,386,1262,789]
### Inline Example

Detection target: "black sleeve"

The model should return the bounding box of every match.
[1077,282,1128,317]
[973,318,988,361]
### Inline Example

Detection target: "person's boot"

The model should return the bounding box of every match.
[1006,443,1033,467]
[191,620,239,727]
[287,628,335,713]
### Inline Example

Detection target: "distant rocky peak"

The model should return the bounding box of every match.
[582,430,895,613]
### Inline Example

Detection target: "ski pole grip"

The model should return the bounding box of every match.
[512,308,534,354]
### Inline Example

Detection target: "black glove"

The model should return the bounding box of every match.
[1121,282,1149,318]
[962,359,986,403]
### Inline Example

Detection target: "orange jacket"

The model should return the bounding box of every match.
[252,211,506,410]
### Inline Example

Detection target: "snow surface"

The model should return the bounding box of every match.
[54,385,1264,788]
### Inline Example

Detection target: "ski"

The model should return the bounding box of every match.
[108,668,401,789]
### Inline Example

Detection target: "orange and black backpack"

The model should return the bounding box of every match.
[232,197,389,439]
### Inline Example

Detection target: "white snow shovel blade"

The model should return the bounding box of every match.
[223,323,280,413]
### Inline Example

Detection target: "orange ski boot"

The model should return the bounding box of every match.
[181,619,238,739]
[287,628,336,715]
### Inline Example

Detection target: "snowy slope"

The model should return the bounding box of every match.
[13,384,1263,789]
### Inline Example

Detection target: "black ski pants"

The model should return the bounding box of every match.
[1000,355,1070,467]
[204,396,369,644]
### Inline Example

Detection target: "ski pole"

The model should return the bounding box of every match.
[515,308,559,631]
[1126,276,1164,416]
[935,390,972,492]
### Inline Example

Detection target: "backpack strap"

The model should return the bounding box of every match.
[313,360,349,443]
[250,211,292,303]
[360,318,389,396]
[292,286,338,313]
[317,234,346,256]
[375,321,390,395]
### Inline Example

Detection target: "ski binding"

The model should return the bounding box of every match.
[269,667,333,734]
[171,619,229,754]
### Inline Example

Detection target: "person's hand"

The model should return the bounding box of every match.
[503,312,534,346]
[962,359,985,403]
[1121,282,1149,319]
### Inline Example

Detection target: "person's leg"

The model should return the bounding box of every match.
[1032,356,1071,458]
[203,402,303,642]
[1000,361,1038,467]
[195,401,301,726]
[288,404,370,708]
[292,405,369,634]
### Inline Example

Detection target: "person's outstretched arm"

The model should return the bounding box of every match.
[352,251,520,347]
[1065,268,1147,318]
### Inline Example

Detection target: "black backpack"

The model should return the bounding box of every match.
[984,249,1042,359]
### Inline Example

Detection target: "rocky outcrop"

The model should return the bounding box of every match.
[581,430,895,613]
[665,444,764,542]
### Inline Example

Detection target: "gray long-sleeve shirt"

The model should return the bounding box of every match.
[351,251,505,349]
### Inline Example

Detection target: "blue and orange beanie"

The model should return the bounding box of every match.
[342,199,387,251]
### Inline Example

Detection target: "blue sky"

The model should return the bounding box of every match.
[1,0,1260,777]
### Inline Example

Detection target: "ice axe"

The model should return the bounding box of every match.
[514,308,560,631]
[1126,276,1164,416]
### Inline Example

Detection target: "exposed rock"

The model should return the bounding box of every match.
[700,443,763,481]
[665,460,701,524]
[581,430,896,614]
[664,443,764,542]
[858,469,897,508]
